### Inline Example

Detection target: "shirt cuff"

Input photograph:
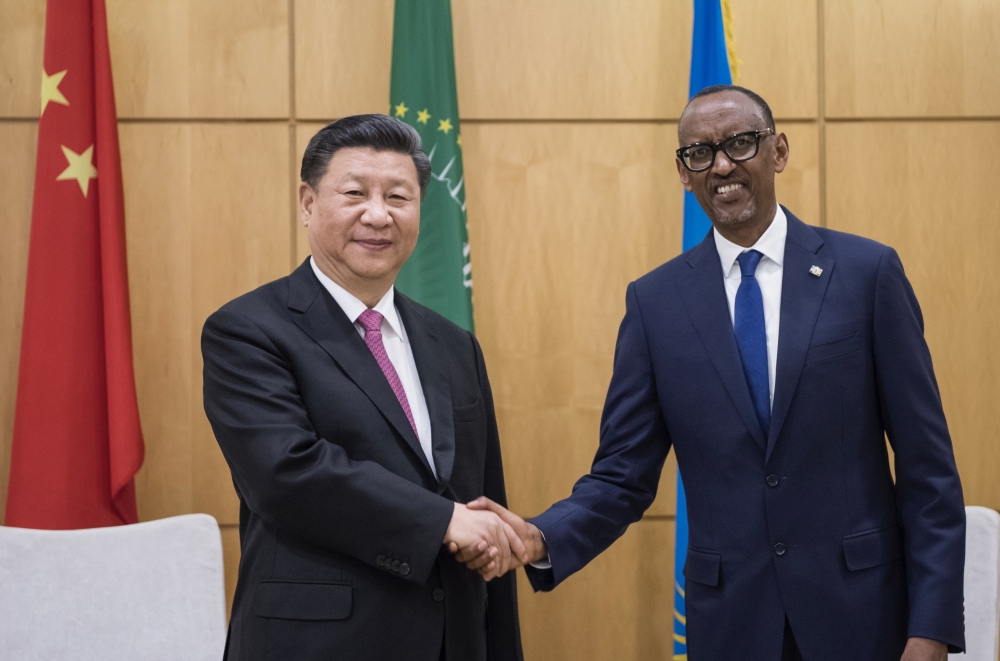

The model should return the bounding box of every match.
[528,530,552,569]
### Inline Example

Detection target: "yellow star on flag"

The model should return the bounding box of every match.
[41,69,70,116]
[416,109,431,124]
[456,134,462,147]
[438,118,453,134]
[56,144,98,197]
[394,102,408,118]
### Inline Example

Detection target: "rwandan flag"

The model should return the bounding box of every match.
[675,0,739,658]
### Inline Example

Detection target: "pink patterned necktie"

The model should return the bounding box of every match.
[357,309,418,437]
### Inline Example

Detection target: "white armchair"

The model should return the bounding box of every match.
[951,506,1000,661]
[0,513,227,661]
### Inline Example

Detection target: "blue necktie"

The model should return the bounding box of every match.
[734,250,770,437]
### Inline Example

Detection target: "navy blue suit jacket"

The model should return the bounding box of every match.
[525,210,965,660]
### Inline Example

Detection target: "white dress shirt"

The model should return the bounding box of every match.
[310,257,436,477]
[712,205,787,404]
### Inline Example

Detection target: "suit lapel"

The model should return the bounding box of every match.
[766,210,835,463]
[679,234,768,451]
[286,261,436,479]
[395,294,455,493]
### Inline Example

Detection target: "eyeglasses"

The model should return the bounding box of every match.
[676,128,775,172]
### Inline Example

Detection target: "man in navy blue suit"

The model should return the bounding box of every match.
[458,86,966,660]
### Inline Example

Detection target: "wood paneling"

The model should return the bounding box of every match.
[452,0,817,121]
[461,123,682,520]
[294,0,395,120]
[0,0,45,118]
[518,519,675,661]
[221,525,241,618]
[825,121,1000,509]
[122,123,293,525]
[0,122,38,524]
[729,0,818,119]
[774,122,821,224]
[825,0,1000,118]
[453,0,691,120]
[106,0,289,118]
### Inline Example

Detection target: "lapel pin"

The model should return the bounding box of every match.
[809,265,823,277]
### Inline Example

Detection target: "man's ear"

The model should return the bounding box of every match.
[299,182,315,227]
[676,158,694,192]
[773,133,790,175]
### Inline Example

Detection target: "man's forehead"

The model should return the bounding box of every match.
[325,148,417,181]
[678,92,765,143]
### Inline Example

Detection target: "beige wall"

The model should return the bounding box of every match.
[1,1,998,659]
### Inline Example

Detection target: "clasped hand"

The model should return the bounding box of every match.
[442,498,547,581]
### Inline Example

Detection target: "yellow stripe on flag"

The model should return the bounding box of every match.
[720,0,742,82]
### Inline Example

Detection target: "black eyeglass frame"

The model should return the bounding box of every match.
[675,128,776,172]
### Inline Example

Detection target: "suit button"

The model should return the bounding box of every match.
[433,588,445,602]
[766,475,779,487]
[391,560,401,572]
[399,563,410,576]
[774,543,787,556]
[376,555,386,567]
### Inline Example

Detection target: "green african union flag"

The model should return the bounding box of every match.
[390,0,474,333]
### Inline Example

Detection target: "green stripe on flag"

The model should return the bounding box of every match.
[390,0,474,333]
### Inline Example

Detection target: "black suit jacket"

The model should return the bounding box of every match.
[202,260,522,661]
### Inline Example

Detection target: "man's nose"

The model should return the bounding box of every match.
[711,150,737,176]
[360,196,392,227]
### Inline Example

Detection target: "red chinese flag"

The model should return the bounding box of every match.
[6,0,144,528]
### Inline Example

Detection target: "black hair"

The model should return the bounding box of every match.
[687,84,776,131]
[300,114,432,197]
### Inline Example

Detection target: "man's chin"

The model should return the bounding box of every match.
[711,201,757,227]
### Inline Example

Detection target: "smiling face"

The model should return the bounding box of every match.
[299,147,421,305]
[676,91,789,241]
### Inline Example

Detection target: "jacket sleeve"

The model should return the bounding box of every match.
[872,247,966,652]
[202,307,454,586]
[472,334,525,661]
[525,281,672,591]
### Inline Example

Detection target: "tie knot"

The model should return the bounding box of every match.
[737,250,764,277]
[358,309,383,333]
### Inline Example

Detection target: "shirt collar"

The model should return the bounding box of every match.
[309,257,404,338]
[713,204,787,275]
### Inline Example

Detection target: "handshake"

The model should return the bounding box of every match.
[441,497,549,581]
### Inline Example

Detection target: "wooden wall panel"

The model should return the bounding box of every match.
[774,122,821,225]
[0,122,38,524]
[0,0,45,118]
[294,0,394,120]
[122,123,293,525]
[460,122,682,520]
[518,519,675,661]
[825,0,1000,118]
[729,0,818,119]
[106,0,289,118]
[825,121,1000,510]
[452,0,691,120]
[221,525,241,617]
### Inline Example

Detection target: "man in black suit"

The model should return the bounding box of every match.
[203,114,525,661]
